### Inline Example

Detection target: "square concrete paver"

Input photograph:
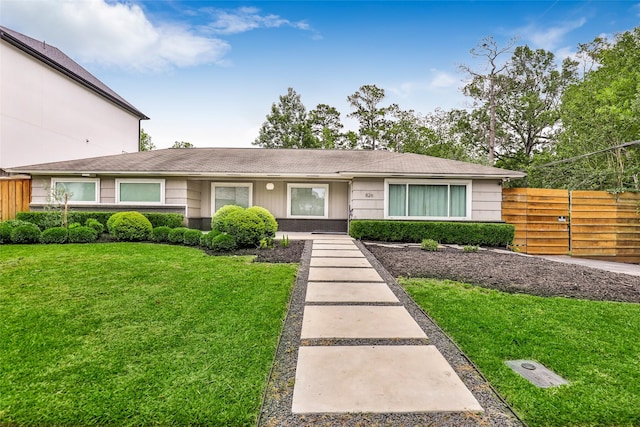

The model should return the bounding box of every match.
[311,249,365,258]
[301,306,426,339]
[310,257,372,267]
[292,345,483,413]
[313,243,358,250]
[306,282,399,303]
[308,267,383,282]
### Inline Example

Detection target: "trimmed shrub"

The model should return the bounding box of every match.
[15,211,62,230]
[0,220,34,243]
[246,206,278,237]
[421,239,439,251]
[107,212,152,242]
[41,227,68,244]
[152,226,172,243]
[200,230,220,249]
[68,226,98,243]
[211,205,244,233]
[224,209,266,248]
[168,227,189,244]
[143,213,184,228]
[211,233,237,252]
[10,223,41,244]
[463,245,479,253]
[183,229,203,246]
[85,218,105,234]
[349,220,515,247]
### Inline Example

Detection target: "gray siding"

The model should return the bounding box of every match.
[351,178,384,220]
[186,180,202,218]
[471,179,503,221]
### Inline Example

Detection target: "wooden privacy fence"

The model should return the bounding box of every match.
[0,176,31,221]
[503,188,640,263]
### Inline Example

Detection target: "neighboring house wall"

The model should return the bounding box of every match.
[0,40,140,170]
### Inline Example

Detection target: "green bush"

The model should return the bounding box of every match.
[85,218,105,234]
[421,239,439,251]
[246,206,278,237]
[211,233,237,252]
[225,210,266,248]
[349,220,515,247]
[183,229,203,246]
[168,227,189,244]
[211,205,245,233]
[0,220,33,243]
[41,227,68,244]
[279,235,290,248]
[463,245,479,252]
[200,231,220,249]
[152,226,172,243]
[259,237,275,249]
[17,211,184,230]
[10,223,41,244]
[68,226,98,243]
[107,212,152,242]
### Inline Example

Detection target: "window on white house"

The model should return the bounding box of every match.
[288,184,328,218]
[386,180,470,219]
[116,179,164,204]
[52,178,99,204]
[211,183,252,212]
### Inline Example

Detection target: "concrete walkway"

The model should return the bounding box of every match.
[290,235,483,414]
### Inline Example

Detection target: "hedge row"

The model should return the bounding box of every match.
[16,211,184,230]
[349,220,515,247]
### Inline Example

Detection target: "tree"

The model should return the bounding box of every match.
[461,36,517,164]
[347,84,397,150]
[171,141,194,148]
[253,88,317,148]
[550,27,640,191]
[140,128,155,151]
[308,104,344,149]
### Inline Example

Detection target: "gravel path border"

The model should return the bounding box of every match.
[257,240,525,427]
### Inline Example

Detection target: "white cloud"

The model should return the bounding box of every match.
[0,0,230,72]
[388,71,458,98]
[518,17,587,50]
[202,6,314,36]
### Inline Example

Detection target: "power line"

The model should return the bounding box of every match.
[527,140,640,170]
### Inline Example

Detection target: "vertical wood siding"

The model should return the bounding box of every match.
[0,177,31,220]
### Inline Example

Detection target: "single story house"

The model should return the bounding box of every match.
[5,148,525,232]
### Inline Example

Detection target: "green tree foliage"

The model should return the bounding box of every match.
[171,141,194,148]
[347,84,397,150]
[531,27,640,191]
[140,128,155,151]
[308,104,345,149]
[253,88,317,148]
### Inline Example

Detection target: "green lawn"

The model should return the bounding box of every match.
[402,278,640,427]
[0,243,298,426]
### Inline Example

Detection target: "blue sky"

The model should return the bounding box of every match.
[2,1,639,148]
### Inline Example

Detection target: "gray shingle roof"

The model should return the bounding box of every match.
[6,148,526,179]
[0,26,148,120]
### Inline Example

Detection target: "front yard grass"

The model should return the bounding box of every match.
[0,243,298,426]
[402,278,640,427]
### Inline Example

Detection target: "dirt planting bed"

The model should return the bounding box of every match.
[365,243,640,303]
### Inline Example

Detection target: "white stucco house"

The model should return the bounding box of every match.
[6,148,525,232]
[0,26,148,174]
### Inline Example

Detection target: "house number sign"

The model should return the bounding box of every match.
[365,192,374,198]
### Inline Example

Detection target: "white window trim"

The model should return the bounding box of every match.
[384,179,472,220]
[210,182,253,213]
[287,183,329,219]
[51,178,100,204]
[116,178,165,205]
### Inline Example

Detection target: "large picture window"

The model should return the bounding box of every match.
[211,183,252,212]
[116,179,164,204]
[51,178,99,204]
[287,184,329,218]
[386,180,470,219]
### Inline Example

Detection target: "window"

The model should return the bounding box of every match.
[51,178,99,204]
[287,184,328,218]
[116,179,164,204]
[211,183,252,212]
[386,180,470,219]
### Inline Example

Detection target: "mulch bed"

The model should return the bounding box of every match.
[365,243,640,303]
[203,240,305,263]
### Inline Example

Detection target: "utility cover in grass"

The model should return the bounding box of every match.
[505,360,569,388]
